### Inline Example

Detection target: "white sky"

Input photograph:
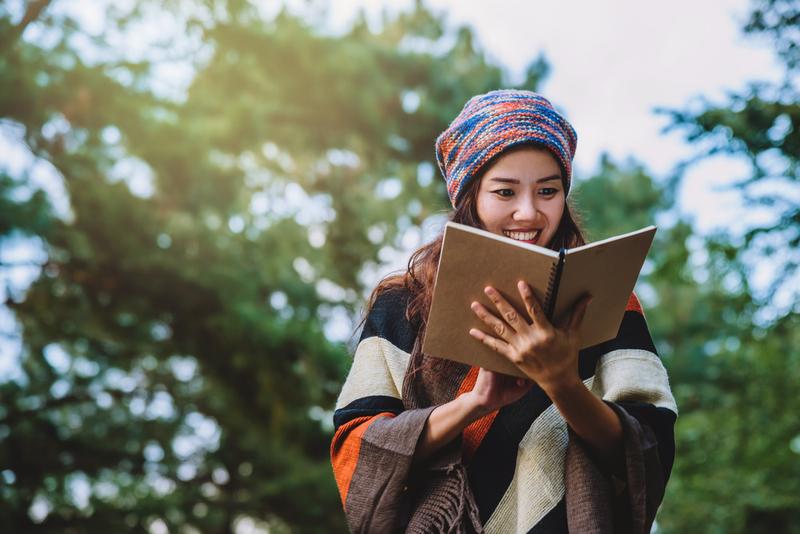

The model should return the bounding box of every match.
[9,0,787,234]
[0,0,793,355]
[326,0,785,235]
[322,0,797,320]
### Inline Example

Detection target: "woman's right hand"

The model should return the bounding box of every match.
[414,368,531,462]
[464,367,532,416]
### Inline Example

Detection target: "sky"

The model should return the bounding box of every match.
[0,4,792,524]
[325,0,785,235]
[6,0,787,235]
[322,0,796,321]
[0,0,793,355]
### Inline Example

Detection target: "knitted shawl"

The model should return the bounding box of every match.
[331,288,677,533]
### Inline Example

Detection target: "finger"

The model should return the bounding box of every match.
[469,327,512,356]
[483,286,523,333]
[517,280,549,327]
[471,300,513,341]
[566,293,593,333]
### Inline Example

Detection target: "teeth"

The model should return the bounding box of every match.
[504,230,540,241]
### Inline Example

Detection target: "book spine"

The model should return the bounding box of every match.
[544,248,566,320]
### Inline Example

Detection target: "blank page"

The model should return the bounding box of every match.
[553,226,656,348]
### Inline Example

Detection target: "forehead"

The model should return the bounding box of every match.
[480,146,561,183]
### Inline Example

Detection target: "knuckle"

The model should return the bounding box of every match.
[493,323,505,336]
[504,311,517,323]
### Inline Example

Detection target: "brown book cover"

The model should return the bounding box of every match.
[421,222,657,377]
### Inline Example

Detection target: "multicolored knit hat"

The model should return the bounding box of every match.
[435,89,578,207]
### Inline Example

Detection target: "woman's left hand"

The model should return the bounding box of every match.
[468,281,592,395]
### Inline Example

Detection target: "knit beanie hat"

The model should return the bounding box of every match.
[435,89,578,207]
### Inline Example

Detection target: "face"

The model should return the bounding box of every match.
[475,146,566,248]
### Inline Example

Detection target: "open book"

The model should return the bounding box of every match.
[421,222,657,377]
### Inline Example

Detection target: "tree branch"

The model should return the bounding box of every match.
[10,0,53,44]
[0,260,46,269]
[0,388,129,427]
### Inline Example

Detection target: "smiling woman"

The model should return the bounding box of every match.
[476,147,566,248]
[331,90,677,533]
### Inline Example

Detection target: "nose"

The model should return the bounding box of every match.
[512,196,540,223]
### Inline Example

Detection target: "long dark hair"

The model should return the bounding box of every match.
[363,146,586,374]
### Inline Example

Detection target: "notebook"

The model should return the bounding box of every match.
[421,222,657,377]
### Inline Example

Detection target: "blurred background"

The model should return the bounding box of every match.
[1,0,798,532]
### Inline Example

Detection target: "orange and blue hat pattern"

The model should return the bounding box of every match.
[435,89,578,207]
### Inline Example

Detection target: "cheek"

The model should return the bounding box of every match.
[546,202,565,222]
[545,192,566,220]
[475,192,494,225]
[536,198,565,237]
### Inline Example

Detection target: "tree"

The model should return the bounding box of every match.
[574,154,800,533]
[660,0,800,311]
[650,1,800,529]
[0,0,550,531]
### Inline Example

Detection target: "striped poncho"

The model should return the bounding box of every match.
[331,287,677,533]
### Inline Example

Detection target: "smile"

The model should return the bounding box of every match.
[503,229,542,243]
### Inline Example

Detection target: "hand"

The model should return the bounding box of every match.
[463,367,532,417]
[468,281,592,395]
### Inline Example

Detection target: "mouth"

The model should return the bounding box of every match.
[503,229,542,244]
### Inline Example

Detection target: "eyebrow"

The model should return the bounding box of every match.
[488,175,562,184]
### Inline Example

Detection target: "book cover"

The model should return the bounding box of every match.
[421,222,656,377]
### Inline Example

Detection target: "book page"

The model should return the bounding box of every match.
[422,223,560,377]
[553,226,656,348]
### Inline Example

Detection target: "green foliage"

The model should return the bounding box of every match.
[652,4,800,525]
[573,154,668,240]
[0,174,52,238]
[745,0,800,70]
[660,0,800,305]
[2,0,798,532]
[0,1,545,531]
[576,154,800,533]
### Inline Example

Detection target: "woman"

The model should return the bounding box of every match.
[331,90,677,533]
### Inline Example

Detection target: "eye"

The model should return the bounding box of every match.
[492,188,514,198]
[539,187,559,196]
